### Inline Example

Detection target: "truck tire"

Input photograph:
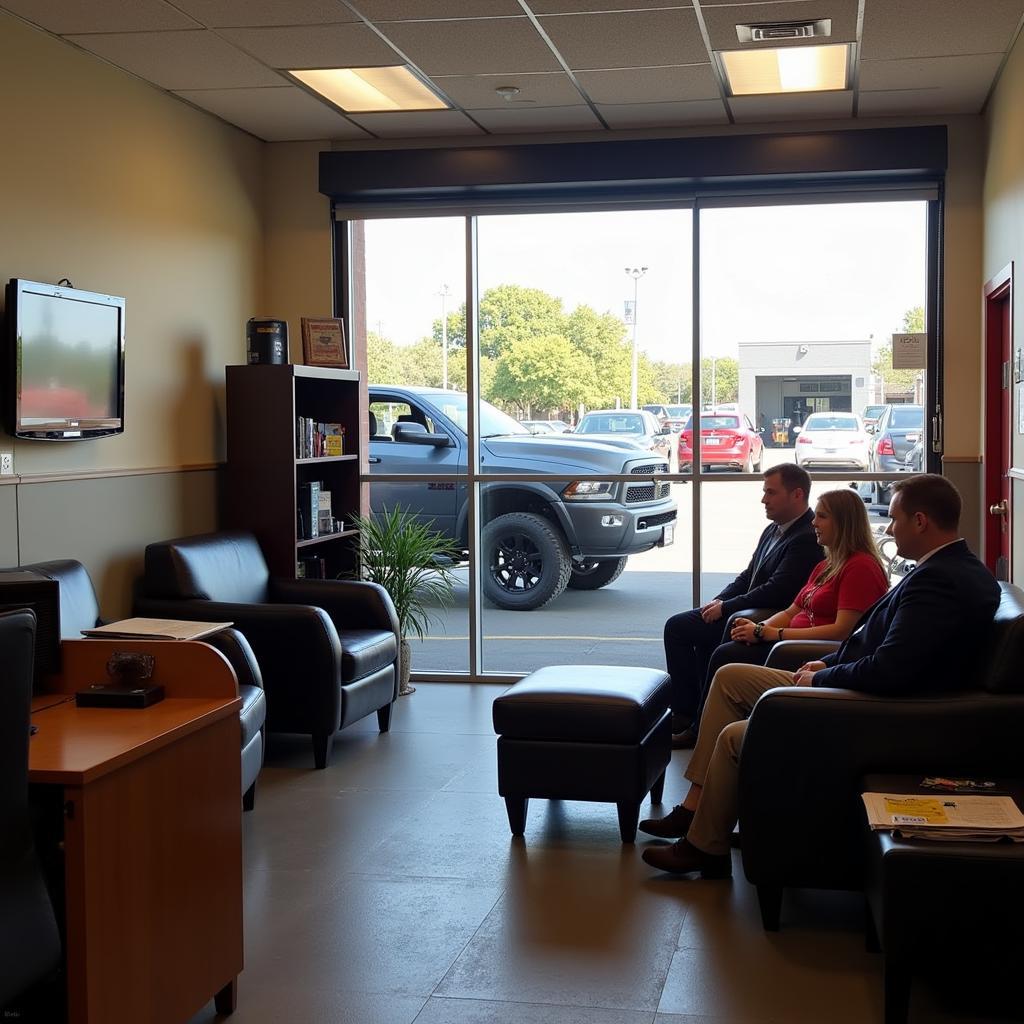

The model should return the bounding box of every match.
[483,512,571,610]
[567,556,628,591]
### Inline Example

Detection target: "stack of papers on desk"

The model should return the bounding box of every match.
[862,792,1024,842]
[81,618,232,641]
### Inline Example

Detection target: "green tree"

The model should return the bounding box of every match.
[652,360,690,403]
[872,306,926,394]
[437,285,567,359]
[700,356,739,405]
[491,334,592,416]
[366,331,403,385]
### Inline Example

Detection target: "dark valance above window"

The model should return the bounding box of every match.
[319,125,947,212]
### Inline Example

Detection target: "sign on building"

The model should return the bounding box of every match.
[624,299,635,325]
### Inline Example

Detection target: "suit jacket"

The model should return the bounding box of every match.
[717,508,824,617]
[815,539,1000,695]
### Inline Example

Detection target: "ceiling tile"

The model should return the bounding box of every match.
[729,88,852,121]
[857,86,984,116]
[528,1,693,10]
[0,0,198,33]
[861,0,1024,60]
[346,109,485,136]
[353,0,524,17]
[860,52,1003,94]
[431,72,584,108]
[64,30,284,90]
[701,0,859,49]
[597,97,728,127]
[379,17,561,75]
[468,104,603,132]
[218,22,402,68]
[575,64,719,103]
[538,9,708,69]
[175,85,371,140]
[169,0,362,28]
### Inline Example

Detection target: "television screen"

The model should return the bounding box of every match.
[7,279,125,439]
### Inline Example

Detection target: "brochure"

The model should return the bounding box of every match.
[82,618,232,642]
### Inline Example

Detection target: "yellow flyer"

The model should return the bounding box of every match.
[882,796,949,824]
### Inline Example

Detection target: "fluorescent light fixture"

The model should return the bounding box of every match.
[720,43,849,96]
[290,66,448,112]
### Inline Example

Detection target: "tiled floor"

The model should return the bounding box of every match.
[189,684,1017,1024]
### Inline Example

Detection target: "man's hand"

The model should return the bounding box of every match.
[700,599,724,623]
[730,617,758,644]
[793,660,827,687]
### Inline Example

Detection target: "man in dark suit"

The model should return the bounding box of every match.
[642,473,1001,877]
[664,463,823,748]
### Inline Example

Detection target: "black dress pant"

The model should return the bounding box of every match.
[663,609,730,718]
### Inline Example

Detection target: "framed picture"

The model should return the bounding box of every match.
[301,317,348,368]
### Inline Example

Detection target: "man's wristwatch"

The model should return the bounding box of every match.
[753,622,765,640]
[778,628,785,642]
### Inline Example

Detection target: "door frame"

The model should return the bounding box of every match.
[983,262,1013,579]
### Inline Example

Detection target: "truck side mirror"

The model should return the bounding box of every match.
[393,422,449,447]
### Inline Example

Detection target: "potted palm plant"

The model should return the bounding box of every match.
[349,506,460,696]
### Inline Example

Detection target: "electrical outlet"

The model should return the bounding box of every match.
[0,452,13,475]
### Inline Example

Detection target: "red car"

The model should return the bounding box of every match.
[678,411,765,473]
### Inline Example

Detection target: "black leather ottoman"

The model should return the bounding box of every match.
[492,665,671,843]
[864,802,1024,1023]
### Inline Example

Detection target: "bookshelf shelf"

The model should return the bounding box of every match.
[296,454,358,465]
[296,529,359,549]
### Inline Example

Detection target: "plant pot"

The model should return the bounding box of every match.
[399,638,415,696]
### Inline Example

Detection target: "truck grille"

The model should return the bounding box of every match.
[626,462,671,503]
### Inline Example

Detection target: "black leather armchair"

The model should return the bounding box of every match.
[134,531,400,769]
[738,582,1024,930]
[20,559,267,810]
[0,609,61,1012]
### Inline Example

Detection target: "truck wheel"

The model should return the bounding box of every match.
[567,556,628,591]
[483,512,571,610]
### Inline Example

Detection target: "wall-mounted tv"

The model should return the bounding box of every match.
[5,278,125,440]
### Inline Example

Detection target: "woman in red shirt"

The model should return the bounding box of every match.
[696,488,889,718]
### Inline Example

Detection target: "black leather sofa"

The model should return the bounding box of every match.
[18,559,267,810]
[737,581,1024,930]
[134,531,400,769]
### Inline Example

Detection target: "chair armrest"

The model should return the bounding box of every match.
[201,626,263,691]
[764,639,840,671]
[738,687,1024,890]
[270,578,400,638]
[725,608,778,632]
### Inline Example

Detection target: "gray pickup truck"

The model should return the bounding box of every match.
[368,386,678,610]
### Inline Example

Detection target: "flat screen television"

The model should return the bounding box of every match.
[5,278,125,440]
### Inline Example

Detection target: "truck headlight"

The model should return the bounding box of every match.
[562,480,615,501]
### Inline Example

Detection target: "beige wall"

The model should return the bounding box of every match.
[984,27,1024,579]
[0,12,263,611]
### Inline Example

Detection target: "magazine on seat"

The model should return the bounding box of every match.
[862,791,1024,842]
[82,617,232,641]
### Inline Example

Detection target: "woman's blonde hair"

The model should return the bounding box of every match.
[815,487,887,585]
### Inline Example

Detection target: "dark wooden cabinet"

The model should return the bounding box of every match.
[225,364,362,579]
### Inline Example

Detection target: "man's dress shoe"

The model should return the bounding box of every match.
[638,804,694,839]
[641,838,732,879]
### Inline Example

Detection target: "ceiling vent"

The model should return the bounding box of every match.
[736,19,832,43]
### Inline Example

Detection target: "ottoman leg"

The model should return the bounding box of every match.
[650,769,666,805]
[883,958,912,1024]
[505,796,529,836]
[617,800,641,844]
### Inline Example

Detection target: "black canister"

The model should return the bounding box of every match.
[246,318,288,364]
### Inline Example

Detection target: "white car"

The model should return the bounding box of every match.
[794,412,871,470]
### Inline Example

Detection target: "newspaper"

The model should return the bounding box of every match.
[862,792,1024,842]
[82,618,232,641]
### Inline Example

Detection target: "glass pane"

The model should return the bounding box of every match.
[474,207,694,673]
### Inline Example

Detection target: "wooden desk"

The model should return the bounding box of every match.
[30,639,243,1024]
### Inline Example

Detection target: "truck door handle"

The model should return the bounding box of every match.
[368,456,381,464]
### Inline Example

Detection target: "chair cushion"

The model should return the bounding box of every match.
[982,582,1024,694]
[144,532,270,605]
[492,665,670,744]
[337,629,397,682]
[239,684,267,749]
[19,559,101,638]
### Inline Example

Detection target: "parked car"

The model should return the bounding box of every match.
[572,409,676,470]
[521,419,570,434]
[794,412,871,470]
[869,403,925,504]
[861,404,888,432]
[642,404,671,427]
[665,403,692,432]
[678,410,764,473]
[368,387,677,611]
[902,437,924,472]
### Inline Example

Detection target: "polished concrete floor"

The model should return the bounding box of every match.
[190,684,1017,1024]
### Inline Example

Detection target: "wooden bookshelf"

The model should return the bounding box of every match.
[225,364,363,579]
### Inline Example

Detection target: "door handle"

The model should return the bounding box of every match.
[368,456,381,464]
[989,499,1008,516]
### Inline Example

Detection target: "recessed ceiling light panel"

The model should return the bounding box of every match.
[719,43,850,96]
[290,66,449,112]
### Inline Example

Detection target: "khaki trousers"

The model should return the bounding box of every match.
[683,663,797,856]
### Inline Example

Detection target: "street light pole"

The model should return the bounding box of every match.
[438,284,450,390]
[624,267,648,409]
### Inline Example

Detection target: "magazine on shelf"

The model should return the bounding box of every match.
[82,618,233,641]
[862,791,1024,842]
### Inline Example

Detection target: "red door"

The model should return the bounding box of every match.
[984,264,1013,579]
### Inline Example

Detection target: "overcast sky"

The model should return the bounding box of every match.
[363,200,927,364]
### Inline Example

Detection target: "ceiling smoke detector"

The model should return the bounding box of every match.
[494,85,521,101]
[736,19,832,43]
